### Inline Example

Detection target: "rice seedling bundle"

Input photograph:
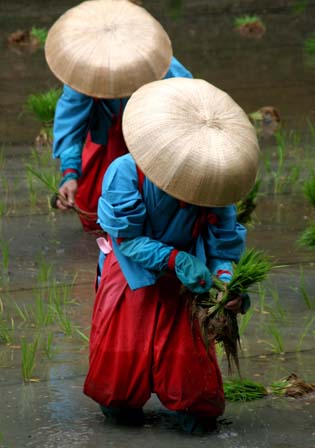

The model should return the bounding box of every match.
[270,373,315,398]
[185,248,272,371]
[224,378,267,401]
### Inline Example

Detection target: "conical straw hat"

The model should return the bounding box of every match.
[123,78,260,206]
[45,0,172,98]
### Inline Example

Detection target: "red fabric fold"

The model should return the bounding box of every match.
[83,251,225,417]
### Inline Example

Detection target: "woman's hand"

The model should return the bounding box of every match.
[224,296,243,314]
[224,292,251,314]
[56,179,78,210]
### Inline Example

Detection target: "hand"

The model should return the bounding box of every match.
[174,251,211,294]
[224,293,251,314]
[56,179,78,210]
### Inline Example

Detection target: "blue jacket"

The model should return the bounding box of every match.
[97,154,247,290]
[53,57,193,177]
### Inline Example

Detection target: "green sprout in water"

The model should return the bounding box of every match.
[291,0,309,15]
[270,379,288,396]
[237,180,260,224]
[234,15,266,38]
[224,378,267,401]
[30,27,48,47]
[304,37,315,55]
[25,88,61,126]
[234,15,261,27]
[298,223,315,248]
[304,37,315,67]
[303,171,315,206]
[21,336,39,382]
[298,266,315,310]
[0,298,13,344]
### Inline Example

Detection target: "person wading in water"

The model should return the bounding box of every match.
[45,0,192,232]
[83,77,260,434]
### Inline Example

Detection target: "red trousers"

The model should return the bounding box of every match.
[75,116,128,232]
[83,252,225,417]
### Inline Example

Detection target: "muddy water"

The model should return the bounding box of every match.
[1,0,315,447]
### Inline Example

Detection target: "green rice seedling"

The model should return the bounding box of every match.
[303,171,315,206]
[268,286,286,322]
[48,279,77,308]
[0,319,12,344]
[25,168,38,208]
[53,303,73,336]
[0,146,5,170]
[215,342,225,364]
[307,118,315,146]
[304,37,315,55]
[270,373,315,397]
[273,130,286,194]
[0,299,12,344]
[287,165,301,189]
[43,331,54,359]
[298,266,315,310]
[0,176,10,217]
[33,293,52,327]
[238,306,254,337]
[76,328,89,344]
[24,88,62,126]
[35,254,53,285]
[264,323,284,354]
[168,0,183,20]
[30,27,48,47]
[298,223,315,248]
[0,239,9,274]
[291,0,309,14]
[257,283,267,313]
[296,316,315,352]
[234,15,265,39]
[237,180,260,224]
[14,302,32,324]
[0,201,6,217]
[21,336,39,382]
[30,146,53,169]
[224,378,267,401]
[27,165,97,221]
[270,379,288,396]
[234,15,262,27]
[26,165,59,193]
[186,248,272,371]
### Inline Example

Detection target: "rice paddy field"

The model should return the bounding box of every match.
[1,0,315,446]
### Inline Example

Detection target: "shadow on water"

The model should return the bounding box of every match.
[1,0,315,447]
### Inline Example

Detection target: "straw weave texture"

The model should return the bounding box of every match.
[45,0,172,98]
[123,78,259,206]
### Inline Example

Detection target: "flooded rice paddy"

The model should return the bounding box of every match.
[1,0,315,446]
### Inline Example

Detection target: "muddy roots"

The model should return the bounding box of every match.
[184,288,241,373]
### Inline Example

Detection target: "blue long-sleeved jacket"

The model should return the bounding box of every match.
[53,57,193,177]
[97,154,247,290]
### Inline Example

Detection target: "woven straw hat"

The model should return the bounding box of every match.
[123,78,260,206]
[45,0,172,98]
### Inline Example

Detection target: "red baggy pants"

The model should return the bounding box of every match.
[83,252,225,417]
[75,116,128,232]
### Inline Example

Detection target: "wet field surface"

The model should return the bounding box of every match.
[1,0,315,447]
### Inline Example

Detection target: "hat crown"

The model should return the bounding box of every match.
[45,0,172,98]
[123,78,260,206]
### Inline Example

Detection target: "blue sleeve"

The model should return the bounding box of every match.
[53,85,93,175]
[206,205,247,276]
[97,155,146,238]
[164,56,193,79]
[97,156,173,271]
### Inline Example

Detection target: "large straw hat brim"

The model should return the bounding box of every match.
[123,78,260,206]
[45,0,172,98]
